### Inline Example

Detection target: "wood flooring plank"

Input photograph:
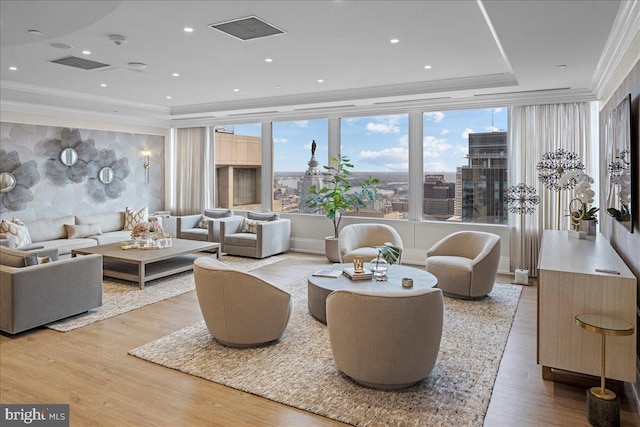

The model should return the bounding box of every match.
[1,252,638,426]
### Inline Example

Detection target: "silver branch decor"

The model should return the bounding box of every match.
[536,149,584,230]
[505,183,539,283]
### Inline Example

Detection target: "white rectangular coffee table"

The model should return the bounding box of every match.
[72,239,220,289]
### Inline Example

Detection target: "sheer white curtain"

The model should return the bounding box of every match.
[173,127,210,215]
[508,102,597,275]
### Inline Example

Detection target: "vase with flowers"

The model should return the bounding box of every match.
[560,170,598,235]
[131,221,165,245]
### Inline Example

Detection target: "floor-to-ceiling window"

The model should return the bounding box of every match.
[214,123,262,210]
[340,114,409,219]
[272,119,328,213]
[422,108,508,224]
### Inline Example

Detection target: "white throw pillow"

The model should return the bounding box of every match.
[0,217,32,248]
[124,207,148,230]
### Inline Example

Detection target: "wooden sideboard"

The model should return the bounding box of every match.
[537,230,637,382]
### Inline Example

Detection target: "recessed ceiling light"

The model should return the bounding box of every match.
[172,72,180,77]
[390,38,399,44]
[274,85,281,89]
[233,88,240,92]
[50,42,73,49]
[82,50,91,55]
[100,83,107,87]
[184,27,194,33]
[166,95,172,99]
[8,66,17,71]
[265,58,273,63]
[317,79,324,83]
[557,64,567,69]
[28,30,42,35]
[424,65,432,69]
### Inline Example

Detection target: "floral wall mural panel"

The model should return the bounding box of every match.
[43,128,98,186]
[86,148,131,203]
[0,149,41,213]
[0,122,165,221]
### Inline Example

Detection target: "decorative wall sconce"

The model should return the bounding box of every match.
[142,149,150,184]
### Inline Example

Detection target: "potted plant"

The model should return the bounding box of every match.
[370,242,401,280]
[306,155,378,262]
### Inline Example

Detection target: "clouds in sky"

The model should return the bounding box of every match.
[365,116,401,134]
[269,107,507,172]
[424,111,445,123]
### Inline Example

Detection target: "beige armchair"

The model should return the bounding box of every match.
[326,288,443,389]
[425,231,500,299]
[220,212,290,259]
[193,257,291,347]
[0,247,103,334]
[176,209,241,243]
[338,223,403,263]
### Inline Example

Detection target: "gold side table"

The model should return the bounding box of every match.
[575,313,634,427]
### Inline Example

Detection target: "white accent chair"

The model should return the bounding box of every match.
[338,223,403,263]
[193,257,291,347]
[326,288,443,389]
[425,231,500,299]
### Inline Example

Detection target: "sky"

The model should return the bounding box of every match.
[232,107,507,173]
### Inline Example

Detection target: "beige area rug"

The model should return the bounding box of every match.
[129,281,522,426]
[46,255,286,332]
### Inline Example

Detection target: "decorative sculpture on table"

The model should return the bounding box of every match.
[505,183,540,285]
[536,148,584,230]
[560,170,598,236]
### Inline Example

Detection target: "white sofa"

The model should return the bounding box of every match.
[1,212,133,259]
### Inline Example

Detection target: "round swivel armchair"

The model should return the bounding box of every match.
[338,223,403,264]
[326,288,443,389]
[193,257,292,347]
[425,231,500,299]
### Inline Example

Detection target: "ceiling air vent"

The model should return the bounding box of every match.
[208,16,285,41]
[49,56,110,70]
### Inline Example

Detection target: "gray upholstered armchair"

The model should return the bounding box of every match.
[176,209,241,243]
[338,223,403,263]
[326,287,443,389]
[0,246,103,334]
[193,256,291,347]
[425,231,500,299]
[220,212,290,259]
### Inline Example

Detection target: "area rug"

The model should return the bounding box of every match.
[129,280,522,426]
[46,254,286,332]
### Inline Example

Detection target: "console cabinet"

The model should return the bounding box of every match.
[537,230,637,382]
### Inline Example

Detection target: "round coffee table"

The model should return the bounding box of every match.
[307,263,438,324]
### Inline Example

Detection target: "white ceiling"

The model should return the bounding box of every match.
[0,0,634,127]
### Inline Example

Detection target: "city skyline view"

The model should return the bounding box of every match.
[232,108,507,174]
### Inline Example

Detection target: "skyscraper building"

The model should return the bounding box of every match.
[460,131,508,224]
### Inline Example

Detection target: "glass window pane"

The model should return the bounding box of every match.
[214,123,262,210]
[341,114,409,219]
[423,108,508,224]
[272,119,328,213]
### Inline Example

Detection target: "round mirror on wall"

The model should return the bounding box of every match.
[60,147,78,166]
[98,167,115,184]
[0,172,16,193]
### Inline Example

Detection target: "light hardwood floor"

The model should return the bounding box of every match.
[1,252,638,426]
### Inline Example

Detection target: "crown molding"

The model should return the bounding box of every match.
[591,0,640,105]
[1,100,171,128]
[170,73,519,116]
[170,88,597,128]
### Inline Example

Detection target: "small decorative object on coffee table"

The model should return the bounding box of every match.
[575,313,634,427]
[370,242,400,281]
